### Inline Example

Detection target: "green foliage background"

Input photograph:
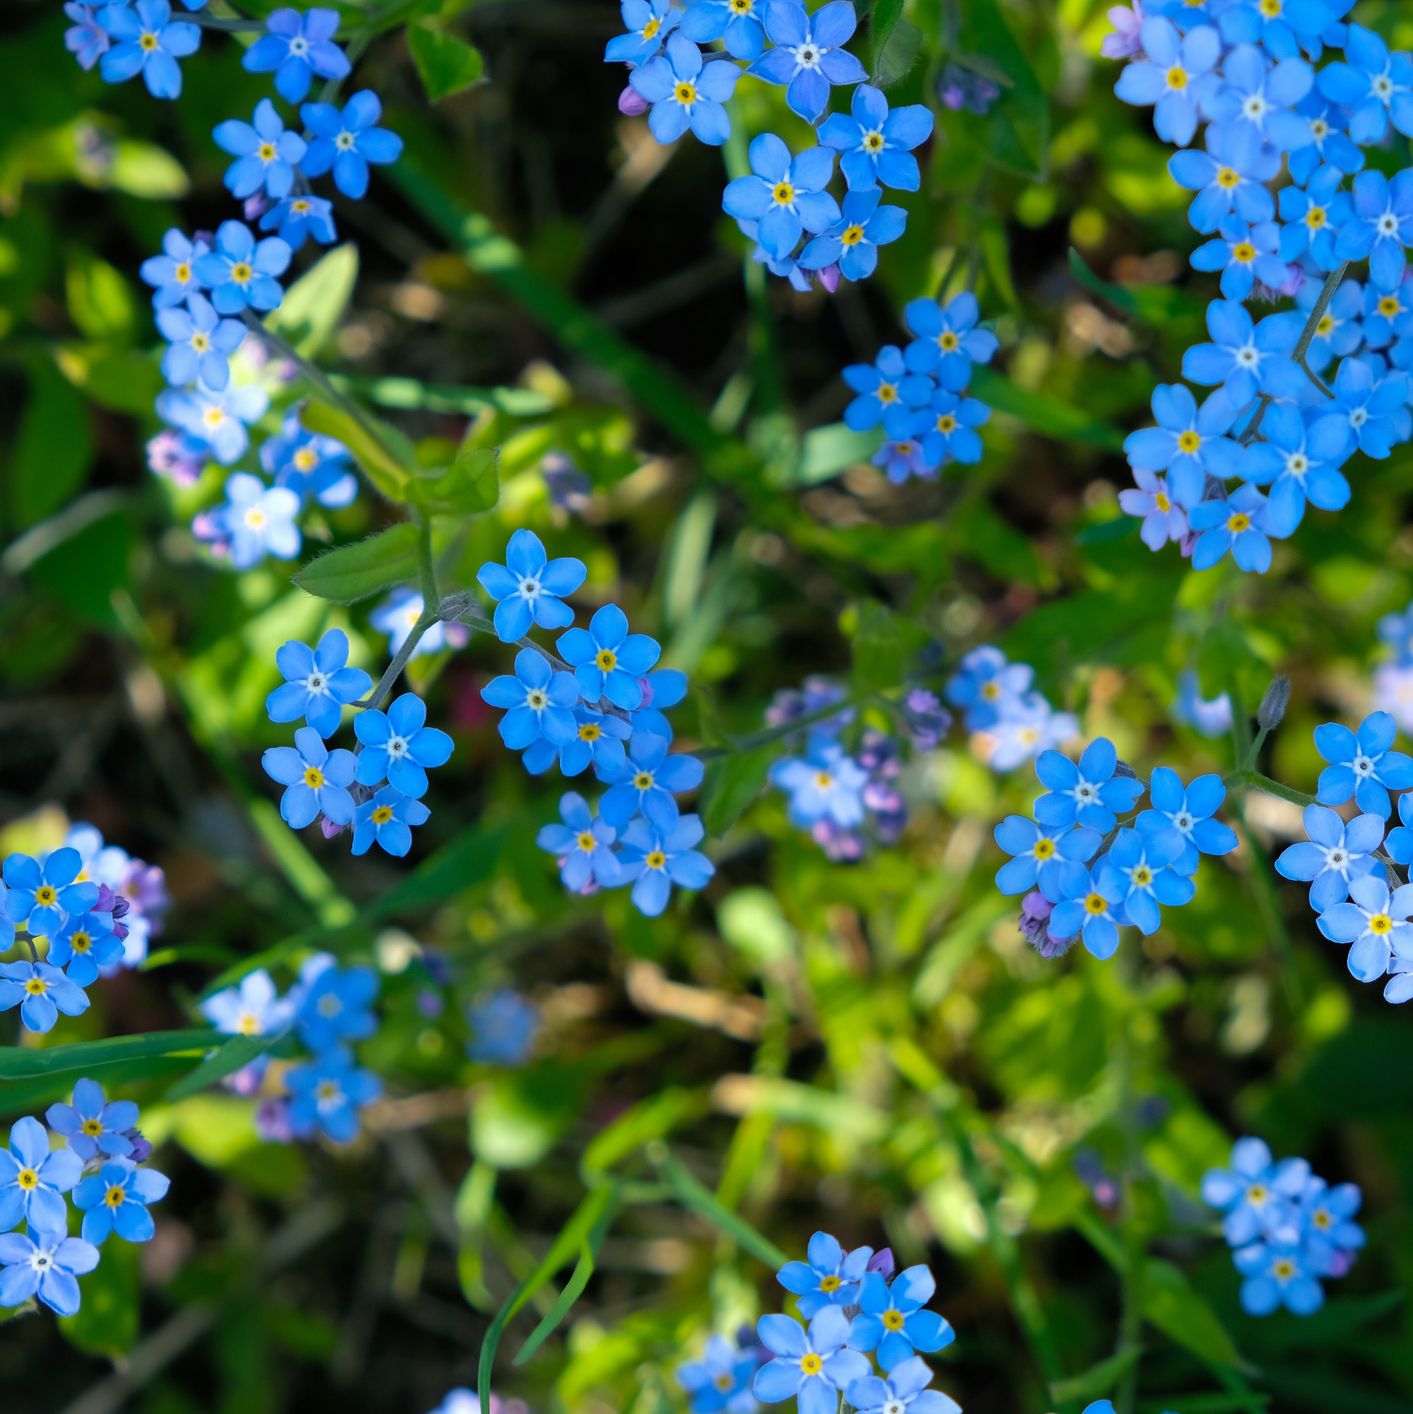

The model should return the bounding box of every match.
[3,0,1413,1410]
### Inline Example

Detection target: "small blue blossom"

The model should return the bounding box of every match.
[243,6,349,103]
[301,91,404,200]
[1334,169,1413,291]
[352,787,430,858]
[558,604,662,711]
[214,472,300,566]
[1189,484,1274,573]
[1034,738,1145,834]
[1276,166,1348,271]
[616,813,714,917]
[98,0,201,100]
[771,739,868,830]
[846,1268,955,1370]
[676,1333,760,1414]
[1191,216,1289,299]
[1235,1239,1324,1316]
[266,630,373,739]
[285,1047,381,1143]
[1097,826,1193,935]
[194,219,291,315]
[605,0,678,64]
[354,693,454,798]
[156,295,247,392]
[946,646,1032,730]
[600,734,703,830]
[0,961,90,1034]
[776,1231,872,1318]
[870,428,937,485]
[293,954,379,1052]
[722,135,839,263]
[1312,358,1411,460]
[840,346,930,432]
[917,390,989,468]
[1123,383,1244,508]
[262,724,358,828]
[46,1079,140,1162]
[466,989,540,1065]
[259,194,338,253]
[1137,767,1237,873]
[371,589,469,659]
[477,529,587,642]
[1317,23,1413,145]
[1113,17,1221,147]
[993,817,1101,903]
[629,33,740,146]
[481,649,580,751]
[65,3,110,71]
[679,0,767,60]
[1288,94,1365,185]
[0,1230,99,1317]
[214,99,307,201]
[753,1307,870,1407]
[1207,45,1315,162]
[631,667,688,742]
[3,847,99,934]
[1182,298,1305,405]
[524,706,633,778]
[819,83,934,192]
[1240,403,1352,536]
[1299,1177,1366,1276]
[1274,803,1384,910]
[1316,872,1413,982]
[1362,278,1413,351]
[537,792,622,892]
[140,228,208,309]
[843,1356,960,1414]
[261,414,357,508]
[900,292,998,387]
[1168,125,1280,234]
[799,188,907,283]
[50,913,122,987]
[0,1117,84,1233]
[746,0,867,125]
[200,968,294,1041]
[1313,710,1413,816]
[157,383,269,467]
[1201,1138,1309,1245]
[1049,870,1128,960]
[74,1161,169,1245]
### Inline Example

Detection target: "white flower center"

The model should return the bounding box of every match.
[386,735,409,759]
[305,671,328,695]
[792,42,826,68]
[1353,753,1376,776]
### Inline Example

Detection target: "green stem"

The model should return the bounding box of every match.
[358,604,440,711]
[1237,771,1316,809]
[1114,948,1144,1414]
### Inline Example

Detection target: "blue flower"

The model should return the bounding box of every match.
[1112,17,1221,147]
[353,693,454,797]
[1316,872,1413,982]
[1299,1178,1366,1275]
[840,346,930,431]
[157,384,269,467]
[1385,790,1413,866]
[871,428,938,484]
[799,188,906,283]
[1204,1137,1310,1243]
[74,1161,169,1245]
[266,630,373,739]
[994,817,1101,902]
[1181,298,1305,405]
[65,3,110,71]
[629,33,740,146]
[293,954,379,1052]
[722,134,839,262]
[1189,484,1274,572]
[846,1267,955,1370]
[466,989,540,1064]
[600,734,703,830]
[1313,710,1413,816]
[1239,402,1351,536]
[605,0,678,64]
[243,6,349,103]
[214,473,300,565]
[352,787,431,858]
[524,706,633,777]
[1168,124,1280,234]
[1276,166,1348,271]
[946,645,1032,730]
[771,739,868,829]
[819,83,934,192]
[0,961,90,1033]
[1034,738,1144,834]
[1311,358,1412,460]
[1317,23,1413,145]
[156,294,246,391]
[301,90,404,199]
[259,194,338,253]
[900,292,998,387]
[482,649,580,751]
[476,529,587,642]
[917,390,989,467]
[1136,767,1237,873]
[843,1356,960,1414]
[371,589,469,658]
[630,667,688,742]
[3,847,99,934]
[1235,1239,1324,1316]
[1097,826,1193,934]
[50,913,123,988]
[199,968,293,1040]
[140,229,209,309]
[1216,0,1337,60]
[558,604,662,711]
[260,416,358,510]
[1361,278,1413,351]
[1274,803,1383,910]
[194,219,291,315]
[753,1307,870,1409]
[214,99,307,204]
[1207,45,1315,162]
[776,1231,871,1317]
[1334,169,1413,291]
[616,814,714,916]
[1192,215,1289,299]
[0,1230,99,1317]
[537,792,622,892]
[46,1078,140,1162]
[98,0,200,100]
[285,1047,381,1143]
[1049,870,1128,960]
[1287,94,1365,185]
[1123,383,1244,508]
[262,724,358,828]
[679,0,768,60]
[0,1117,84,1232]
[746,0,867,125]
[676,1333,760,1414]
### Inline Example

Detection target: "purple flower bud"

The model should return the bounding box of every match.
[147,428,208,487]
[816,264,841,294]
[256,1097,296,1144]
[243,192,271,223]
[866,1247,896,1277]
[1101,2,1146,61]
[123,1129,154,1164]
[618,83,649,117]
[1019,891,1077,958]
[319,815,347,840]
[937,62,1001,115]
[902,688,953,750]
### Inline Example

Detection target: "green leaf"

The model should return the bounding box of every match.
[1142,1258,1247,1372]
[959,0,1050,177]
[874,17,922,86]
[970,365,1125,452]
[851,599,903,696]
[302,397,414,501]
[785,422,879,486]
[408,23,486,101]
[293,523,421,604]
[1049,1346,1141,1404]
[652,1146,790,1270]
[53,343,164,417]
[513,1231,605,1365]
[64,249,136,343]
[26,505,134,628]
[699,745,775,836]
[107,138,190,199]
[411,442,500,516]
[0,1029,224,1080]
[12,360,92,526]
[265,243,359,360]
[866,0,905,76]
[59,1237,138,1357]
[164,1031,286,1102]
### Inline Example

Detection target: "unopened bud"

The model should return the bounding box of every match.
[1257,675,1290,731]
[867,1247,895,1277]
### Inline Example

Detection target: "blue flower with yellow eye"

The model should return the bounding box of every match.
[524,705,633,778]
[214,99,307,202]
[1049,869,1127,960]
[0,962,91,1034]
[194,220,291,315]
[901,292,998,388]
[799,188,907,283]
[260,194,338,253]
[558,605,662,711]
[606,0,678,64]
[74,1160,169,1245]
[3,848,99,934]
[262,726,358,829]
[630,33,740,146]
[722,134,838,262]
[141,229,209,309]
[352,787,430,858]
[616,814,714,916]
[156,295,246,391]
[481,649,580,751]
[0,1117,84,1232]
[50,913,123,987]
[841,346,930,432]
[819,83,934,192]
[599,734,703,831]
[46,1078,140,1162]
[98,0,201,100]
[679,0,766,60]
[537,793,621,892]
[285,1047,380,1143]
[776,1231,872,1318]
[847,1267,956,1370]
[0,1230,99,1318]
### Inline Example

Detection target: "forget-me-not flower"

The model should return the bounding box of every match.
[243,7,349,103]
[1182,298,1305,405]
[843,1356,961,1414]
[630,33,740,146]
[195,220,291,315]
[746,0,868,125]
[558,604,661,711]
[262,725,358,828]
[352,787,431,858]
[477,529,587,643]
[600,734,702,830]
[0,1117,84,1233]
[301,91,405,200]
[215,472,300,566]
[267,630,373,739]
[1274,803,1384,910]
[606,0,678,64]
[1189,484,1275,573]
[47,1079,140,1162]
[214,99,308,201]
[285,1047,381,1143]
[537,793,621,893]
[0,961,91,1034]
[846,1267,955,1370]
[50,913,123,987]
[1314,710,1413,816]
[615,814,714,916]
[722,135,839,262]
[3,847,98,934]
[140,228,208,309]
[1334,168,1413,291]
[0,1230,99,1317]
[678,0,764,61]
[1168,124,1280,233]
[1317,23,1413,145]
[98,0,200,100]
[819,83,934,192]
[1239,401,1352,533]
[1192,216,1288,300]
[481,649,580,751]
[1317,872,1413,982]
[1034,737,1144,834]
[901,292,998,387]
[1136,767,1236,873]
[1122,382,1243,508]
[799,188,906,283]
[354,693,454,798]
[841,346,930,431]
[1113,17,1221,147]
[753,1307,870,1410]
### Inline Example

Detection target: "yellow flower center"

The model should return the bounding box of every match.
[1177,430,1201,454]
[1132,865,1153,886]
[104,1185,126,1208]
[1306,207,1327,230]
[237,1012,261,1035]
[292,199,311,214]
[1216,166,1240,189]
[258,142,277,162]
[814,771,834,789]
[17,1169,38,1191]
[772,181,796,207]
[294,448,318,471]
[1226,512,1251,533]
[1033,837,1056,860]
[936,413,957,434]
[192,332,211,353]
[595,648,618,672]
[800,1354,824,1376]
[643,15,661,37]
[303,766,326,789]
[24,978,47,997]
[1273,1259,1295,1279]
[729,0,753,12]
[839,224,866,248]
[372,805,395,825]
[818,1275,842,1293]
[1370,912,1393,935]
[577,832,597,852]
[1154,491,1172,511]
[715,1373,734,1391]
[316,1080,340,1101]
[206,407,228,430]
[1232,242,1256,264]
[36,886,57,907]
[1380,296,1401,317]
[1084,892,1107,916]
[633,771,654,790]
[938,331,959,352]
[1166,65,1189,90]
[882,1309,906,1331]
[1316,315,1335,335]
[646,850,667,870]
[139,31,159,51]
[863,130,885,153]
[82,1118,105,1137]
[70,932,92,954]
[1313,1210,1332,1229]
[1248,1184,1268,1205]
[231,261,253,285]
[174,261,192,284]
[527,690,548,709]
[674,80,697,106]
[579,723,602,742]
[877,382,898,404]
[1259,0,1281,15]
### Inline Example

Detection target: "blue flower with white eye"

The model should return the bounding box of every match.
[1097,827,1193,935]
[844,1356,961,1414]
[50,913,122,987]
[847,1268,955,1371]
[1288,94,1365,185]
[1182,298,1305,406]
[0,1230,99,1317]
[262,725,358,828]
[1113,17,1221,147]
[1049,869,1128,960]
[799,188,907,283]
[292,954,379,1052]
[558,605,662,711]
[1274,803,1383,911]
[537,793,621,893]
[466,989,540,1065]
[901,291,998,387]
[213,472,301,567]
[1239,403,1352,536]
[819,83,934,192]
[3,847,99,934]
[1034,737,1144,834]
[916,390,989,468]
[0,962,90,1034]
[1216,0,1338,61]
[1276,166,1349,271]
[1334,169,1413,291]
[1317,23,1413,145]
[722,135,838,263]
[47,1079,140,1162]
[1312,359,1412,460]
[477,529,587,643]
[285,1047,380,1143]
[1314,711,1413,817]
[1123,382,1244,508]
[98,0,200,100]
[1190,484,1274,572]
[754,1307,870,1411]
[301,91,404,200]
[73,1160,169,1245]
[771,738,869,830]
[260,414,357,508]
[1236,1240,1325,1316]
[678,0,765,60]
[1316,873,1413,983]
[266,630,372,739]
[599,735,703,830]
[199,968,293,1040]
[354,693,454,798]
[1202,1136,1310,1247]
[1168,124,1280,234]
[141,229,209,309]
[260,195,338,254]
[195,220,291,315]
[630,33,740,146]
[776,1232,872,1318]
[1207,45,1314,163]
[746,0,867,124]
[616,814,714,916]
[352,787,430,858]
[214,99,307,201]
[1299,276,1365,370]
[0,1117,84,1232]
[371,589,469,659]
[524,706,633,778]
[605,0,678,64]
[243,6,349,103]
[157,382,269,466]
[840,346,930,431]
[481,649,580,751]
[1136,767,1237,874]
[156,295,246,392]
[1191,216,1288,300]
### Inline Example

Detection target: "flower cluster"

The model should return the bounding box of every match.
[946,645,1078,772]
[1109,6,1413,568]
[676,1328,766,1413]
[841,292,997,485]
[199,953,382,1144]
[1202,1136,1364,1316]
[606,1,933,288]
[996,738,1238,960]
[0,1081,167,1317]
[261,627,451,857]
[1,838,152,1034]
[752,1236,958,1414]
[1274,709,1413,1002]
